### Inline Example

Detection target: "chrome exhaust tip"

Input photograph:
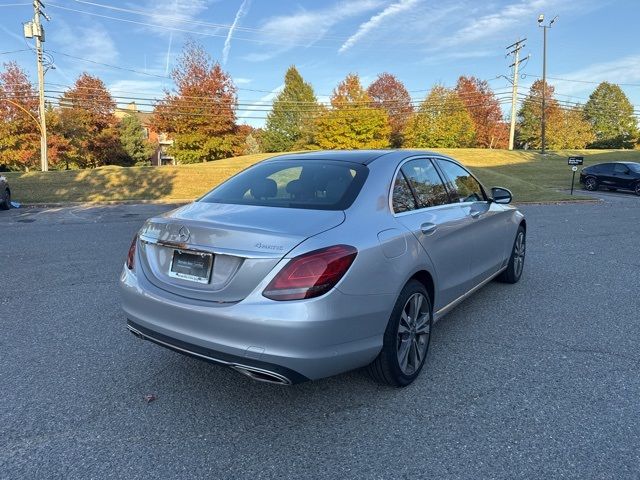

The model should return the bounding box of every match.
[232,365,291,385]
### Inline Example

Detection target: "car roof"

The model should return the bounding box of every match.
[265,149,451,165]
[589,161,639,166]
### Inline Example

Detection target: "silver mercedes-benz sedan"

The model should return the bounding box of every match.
[120,150,526,387]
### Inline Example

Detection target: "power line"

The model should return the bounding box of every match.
[522,73,640,88]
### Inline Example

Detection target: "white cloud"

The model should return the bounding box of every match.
[52,21,118,65]
[245,0,383,62]
[339,0,420,53]
[223,0,251,65]
[551,55,640,97]
[235,77,252,85]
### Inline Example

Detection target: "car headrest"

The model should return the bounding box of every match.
[250,178,277,199]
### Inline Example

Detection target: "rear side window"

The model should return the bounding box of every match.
[400,159,450,208]
[628,163,640,173]
[435,159,485,203]
[614,163,629,174]
[392,174,417,213]
[199,160,368,210]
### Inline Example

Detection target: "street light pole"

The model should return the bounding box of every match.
[538,14,557,155]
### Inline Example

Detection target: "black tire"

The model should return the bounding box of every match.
[0,189,10,210]
[367,280,432,387]
[634,182,640,196]
[584,177,598,191]
[497,225,526,284]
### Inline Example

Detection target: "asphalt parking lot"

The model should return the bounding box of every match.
[1,193,639,479]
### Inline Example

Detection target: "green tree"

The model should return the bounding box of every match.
[153,41,237,163]
[584,82,638,149]
[119,113,155,166]
[313,73,390,149]
[404,85,475,148]
[516,80,559,150]
[263,66,319,152]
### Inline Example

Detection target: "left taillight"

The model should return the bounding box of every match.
[126,234,138,270]
[263,245,357,301]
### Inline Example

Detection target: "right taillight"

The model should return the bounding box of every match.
[263,245,357,301]
[126,234,138,270]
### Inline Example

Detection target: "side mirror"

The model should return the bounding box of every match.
[491,187,512,204]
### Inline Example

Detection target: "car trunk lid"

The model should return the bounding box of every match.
[137,202,345,302]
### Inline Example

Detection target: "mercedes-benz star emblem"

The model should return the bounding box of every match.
[177,226,190,242]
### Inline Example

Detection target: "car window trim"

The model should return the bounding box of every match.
[432,156,489,204]
[389,155,455,216]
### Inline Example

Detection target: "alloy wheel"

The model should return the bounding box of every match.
[396,292,430,376]
[585,178,597,191]
[514,231,526,278]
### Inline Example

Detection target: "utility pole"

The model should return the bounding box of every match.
[538,14,557,155]
[506,39,528,150]
[25,0,49,171]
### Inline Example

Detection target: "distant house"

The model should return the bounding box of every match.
[114,102,175,166]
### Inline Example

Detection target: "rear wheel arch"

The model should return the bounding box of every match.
[519,218,526,232]
[409,270,435,313]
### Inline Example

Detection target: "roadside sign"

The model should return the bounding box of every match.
[568,158,583,195]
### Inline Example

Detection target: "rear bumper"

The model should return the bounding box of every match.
[120,266,393,382]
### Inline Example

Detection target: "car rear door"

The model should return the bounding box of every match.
[434,158,512,287]
[391,158,472,309]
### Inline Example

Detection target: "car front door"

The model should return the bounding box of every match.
[598,163,616,187]
[391,158,472,310]
[434,158,512,288]
[612,163,634,189]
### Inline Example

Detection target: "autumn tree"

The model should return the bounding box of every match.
[516,80,561,150]
[153,41,238,163]
[119,113,155,166]
[455,76,506,148]
[57,73,124,168]
[584,82,638,149]
[263,66,319,152]
[0,62,40,171]
[404,85,475,148]
[546,106,595,149]
[367,72,413,147]
[313,73,390,149]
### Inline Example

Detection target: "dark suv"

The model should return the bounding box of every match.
[579,162,640,196]
[0,175,10,210]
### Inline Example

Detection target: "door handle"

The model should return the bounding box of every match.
[420,222,437,235]
[470,210,481,219]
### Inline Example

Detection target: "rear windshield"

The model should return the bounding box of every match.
[199,159,368,210]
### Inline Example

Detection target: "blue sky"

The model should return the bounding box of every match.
[1,0,639,127]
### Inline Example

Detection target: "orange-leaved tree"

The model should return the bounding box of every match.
[0,62,40,171]
[153,41,238,163]
[58,73,124,168]
[455,76,506,149]
[367,72,413,148]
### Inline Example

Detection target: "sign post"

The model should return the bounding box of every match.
[567,156,584,195]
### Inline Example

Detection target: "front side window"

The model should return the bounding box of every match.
[200,160,367,210]
[614,163,629,174]
[400,159,450,208]
[435,159,485,203]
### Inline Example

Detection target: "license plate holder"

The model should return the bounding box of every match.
[168,249,213,284]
